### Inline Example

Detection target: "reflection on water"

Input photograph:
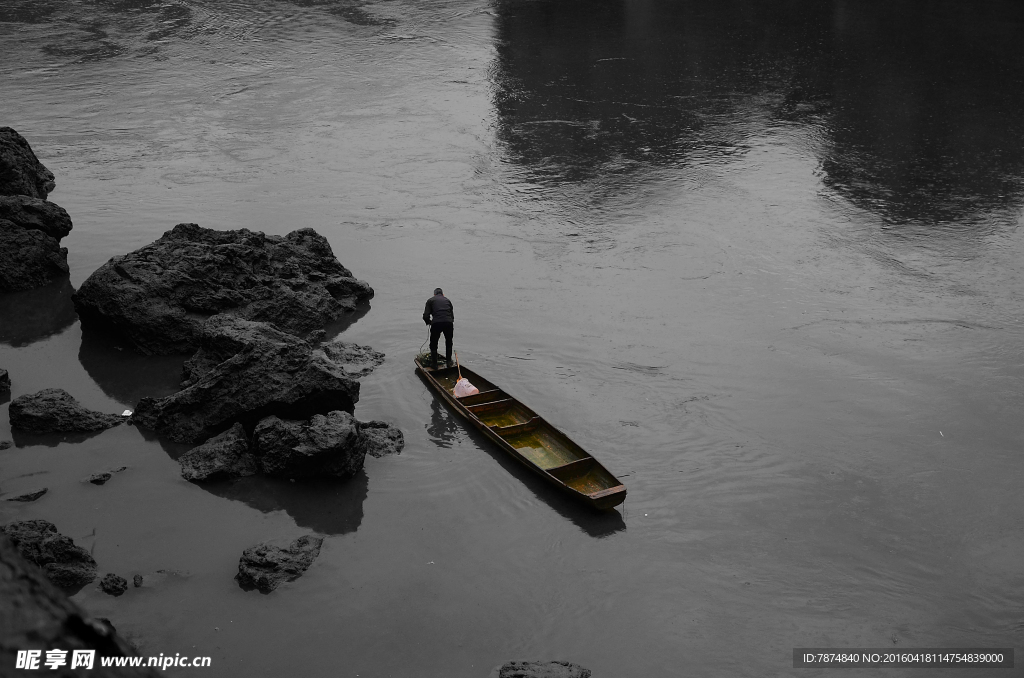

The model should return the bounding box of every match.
[0,278,77,347]
[425,397,461,448]
[10,426,115,448]
[193,470,368,536]
[78,325,186,406]
[491,0,1024,230]
[321,301,372,342]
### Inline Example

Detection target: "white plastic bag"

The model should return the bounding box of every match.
[453,377,479,398]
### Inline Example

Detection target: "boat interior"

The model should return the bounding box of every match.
[422,361,621,495]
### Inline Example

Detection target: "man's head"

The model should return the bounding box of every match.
[434,287,443,296]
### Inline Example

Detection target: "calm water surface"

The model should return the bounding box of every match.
[1,1,1023,676]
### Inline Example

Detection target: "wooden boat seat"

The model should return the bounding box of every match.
[465,399,514,414]
[456,389,507,406]
[490,418,540,437]
[546,457,595,481]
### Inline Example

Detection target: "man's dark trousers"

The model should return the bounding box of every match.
[430,322,453,367]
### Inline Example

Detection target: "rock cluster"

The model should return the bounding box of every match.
[0,534,158,676]
[491,662,593,678]
[0,520,97,589]
[134,316,362,444]
[73,222,374,355]
[8,388,128,434]
[0,128,72,292]
[177,402,402,482]
[236,534,323,593]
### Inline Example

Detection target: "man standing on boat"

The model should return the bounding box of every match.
[423,287,454,368]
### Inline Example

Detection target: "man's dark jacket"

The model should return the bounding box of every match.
[423,294,454,325]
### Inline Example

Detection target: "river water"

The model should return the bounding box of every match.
[1,0,1023,676]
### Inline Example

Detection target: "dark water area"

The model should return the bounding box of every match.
[1,0,1023,676]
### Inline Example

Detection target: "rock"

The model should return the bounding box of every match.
[490,662,593,678]
[8,388,127,434]
[133,574,143,587]
[0,219,69,292]
[0,127,55,199]
[86,467,127,485]
[236,534,323,593]
[0,368,9,390]
[0,520,97,590]
[179,423,257,481]
[359,420,405,458]
[253,411,367,479]
[99,573,128,596]
[4,487,47,502]
[320,340,385,378]
[73,222,374,355]
[0,441,11,451]
[133,316,360,444]
[0,195,73,240]
[0,534,158,676]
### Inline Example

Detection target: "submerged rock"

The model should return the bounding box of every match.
[0,219,69,292]
[133,574,143,588]
[491,661,592,678]
[236,534,323,593]
[0,533,157,676]
[0,368,8,391]
[73,222,374,355]
[99,573,128,596]
[178,423,257,481]
[133,316,360,444]
[253,411,368,479]
[0,519,97,589]
[9,388,127,434]
[319,341,385,378]
[4,487,48,502]
[0,127,55,199]
[359,420,405,458]
[85,467,128,485]
[0,195,72,240]
[0,441,11,451]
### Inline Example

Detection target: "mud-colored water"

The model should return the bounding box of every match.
[1,0,1023,676]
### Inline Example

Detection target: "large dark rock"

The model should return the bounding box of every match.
[1,520,97,590]
[179,422,257,481]
[0,219,69,292]
[0,534,158,676]
[0,127,55,199]
[490,662,592,678]
[133,316,360,444]
[253,411,368,479]
[73,222,374,355]
[9,388,127,434]
[0,195,72,240]
[236,534,323,593]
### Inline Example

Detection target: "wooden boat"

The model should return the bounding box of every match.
[415,357,627,510]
